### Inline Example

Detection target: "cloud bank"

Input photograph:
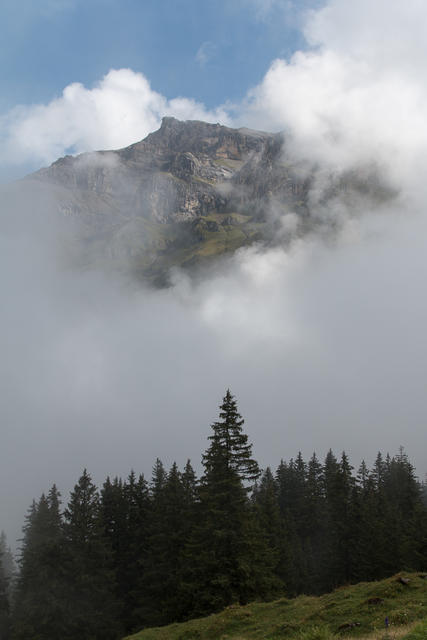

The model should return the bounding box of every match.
[240,0,427,189]
[2,0,427,547]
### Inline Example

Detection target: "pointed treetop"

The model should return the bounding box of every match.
[204,389,259,483]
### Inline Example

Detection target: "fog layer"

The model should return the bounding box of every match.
[2,0,427,545]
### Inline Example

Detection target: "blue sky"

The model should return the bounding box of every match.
[1,0,320,114]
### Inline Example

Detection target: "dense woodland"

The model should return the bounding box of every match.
[1,390,427,639]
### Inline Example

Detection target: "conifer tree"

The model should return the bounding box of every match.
[100,476,128,624]
[252,467,285,595]
[141,462,194,626]
[275,457,308,594]
[0,532,15,599]
[253,468,281,556]
[320,449,341,590]
[121,471,150,633]
[130,460,168,628]
[336,452,356,583]
[384,449,426,571]
[0,536,10,640]
[181,460,198,512]
[189,390,274,616]
[206,390,259,483]
[63,470,120,640]
[351,462,379,581]
[12,487,67,640]
[304,452,326,591]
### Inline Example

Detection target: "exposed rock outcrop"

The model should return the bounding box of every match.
[33,116,308,226]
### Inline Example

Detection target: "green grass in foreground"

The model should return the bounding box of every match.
[401,618,427,639]
[124,573,427,640]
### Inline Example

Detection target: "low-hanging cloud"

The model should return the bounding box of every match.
[3,0,427,549]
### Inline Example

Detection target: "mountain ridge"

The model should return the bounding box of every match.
[3,117,392,285]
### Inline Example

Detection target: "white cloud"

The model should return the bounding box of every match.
[0,68,230,167]
[238,0,427,195]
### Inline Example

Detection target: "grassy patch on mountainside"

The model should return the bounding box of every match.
[130,212,266,284]
[124,574,427,640]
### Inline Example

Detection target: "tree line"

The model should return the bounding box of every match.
[1,390,427,639]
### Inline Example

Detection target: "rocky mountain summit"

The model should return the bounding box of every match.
[34,117,307,223]
[7,117,390,284]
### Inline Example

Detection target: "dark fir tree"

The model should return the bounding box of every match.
[275,458,307,595]
[120,471,151,633]
[335,452,357,584]
[12,487,67,640]
[304,452,325,590]
[140,462,196,626]
[384,449,427,572]
[100,476,129,627]
[0,532,15,601]
[288,454,310,592]
[253,468,281,558]
[63,470,120,640]
[189,390,276,616]
[252,467,285,595]
[0,534,10,640]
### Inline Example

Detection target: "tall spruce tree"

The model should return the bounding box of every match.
[189,390,274,616]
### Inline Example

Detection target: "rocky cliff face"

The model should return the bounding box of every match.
[34,117,308,224]
[9,117,390,284]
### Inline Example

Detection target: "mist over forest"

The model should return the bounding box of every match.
[1,6,427,639]
[2,0,427,552]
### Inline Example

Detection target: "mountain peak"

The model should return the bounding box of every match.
[18,118,308,284]
[9,117,389,286]
[135,116,274,161]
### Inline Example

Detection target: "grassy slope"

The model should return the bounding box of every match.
[124,574,427,640]
[129,212,265,284]
[401,618,427,639]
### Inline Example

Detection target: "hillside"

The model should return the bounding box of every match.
[124,574,427,640]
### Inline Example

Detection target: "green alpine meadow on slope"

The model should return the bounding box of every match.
[124,573,427,640]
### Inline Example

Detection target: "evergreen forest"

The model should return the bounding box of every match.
[1,390,427,640]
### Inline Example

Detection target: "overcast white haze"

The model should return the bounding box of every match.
[2,0,427,547]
